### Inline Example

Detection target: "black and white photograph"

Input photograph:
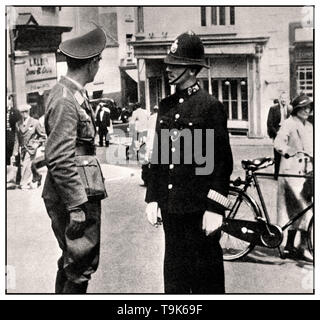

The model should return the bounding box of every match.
[4,3,315,297]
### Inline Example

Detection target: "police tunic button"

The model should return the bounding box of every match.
[179,98,184,104]
[160,119,163,124]
[169,164,174,169]
[171,147,176,152]
[175,113,180,119]
[168,184,173,190]
[188,122,193,126]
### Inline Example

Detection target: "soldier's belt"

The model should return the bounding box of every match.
[75,144,96,156]
[207,189,231,209]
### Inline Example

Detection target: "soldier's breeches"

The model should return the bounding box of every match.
[44,198,101,287]
[161,210,225,294]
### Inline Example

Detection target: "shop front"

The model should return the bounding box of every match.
[9,13,71,118]
[131,35,269,137]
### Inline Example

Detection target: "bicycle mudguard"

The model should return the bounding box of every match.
[222,218,283,248]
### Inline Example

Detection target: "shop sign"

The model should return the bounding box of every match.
[26,79,57,93]
[26,53,57,83]
[295,48,313,61]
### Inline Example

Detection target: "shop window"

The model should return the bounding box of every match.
[211,78,248,121]
[297,65,313,99]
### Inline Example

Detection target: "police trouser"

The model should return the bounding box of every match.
[161,210,225,294]
[44,198,101,293]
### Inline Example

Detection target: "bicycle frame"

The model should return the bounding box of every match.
[250,171,313,231]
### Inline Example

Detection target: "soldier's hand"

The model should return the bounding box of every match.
[66,208,86,240]
[202,210,223,236]
[146,202,162,227]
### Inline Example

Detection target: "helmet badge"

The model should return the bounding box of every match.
[170,39,179,54]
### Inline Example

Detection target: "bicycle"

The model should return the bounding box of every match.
[220,152,313,261]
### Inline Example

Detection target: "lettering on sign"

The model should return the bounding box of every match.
[25,53,57,82]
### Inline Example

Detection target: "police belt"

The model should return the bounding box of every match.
[75,144,96,156]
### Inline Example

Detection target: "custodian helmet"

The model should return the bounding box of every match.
[164,31,209,69]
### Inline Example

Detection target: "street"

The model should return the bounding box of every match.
[6,138,313,294]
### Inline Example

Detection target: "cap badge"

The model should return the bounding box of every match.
[170,39,179,54]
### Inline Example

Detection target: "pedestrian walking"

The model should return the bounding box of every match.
[145,31,233,293]
[96,102,111,147]
[42,27,108,294]
[12,104,45,189]
[274,94,313,262]
[267,91,292,180]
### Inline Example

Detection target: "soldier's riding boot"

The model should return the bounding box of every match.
[55,269,67,294]
[62,280,88,294]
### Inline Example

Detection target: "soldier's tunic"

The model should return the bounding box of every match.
[42,76,107,286]
[146,82,233,293]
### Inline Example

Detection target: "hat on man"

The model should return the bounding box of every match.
[17,104,31,112]
[164,30,209,69]
[59,27,107,59]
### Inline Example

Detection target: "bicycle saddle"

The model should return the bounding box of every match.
[241,157,273,170]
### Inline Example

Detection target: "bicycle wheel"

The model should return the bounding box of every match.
[307,216,314,256]
[220,187,262,261]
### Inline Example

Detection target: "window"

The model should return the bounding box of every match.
[297,65,313,99]
[137,6,144,33]
[219,7,226,25]
[230,6,235,25]
[211,78,248,121]
[201,7,207,26]
[41,7,57,15]
[211,7,217,25]
[202,6,235,26]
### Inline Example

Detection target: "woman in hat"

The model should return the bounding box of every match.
[274,94,313,261]
[12,104,46,189]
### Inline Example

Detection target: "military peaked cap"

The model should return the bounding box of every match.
[59,27,107,59]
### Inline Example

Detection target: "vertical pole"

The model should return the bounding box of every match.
[8,12,17,108]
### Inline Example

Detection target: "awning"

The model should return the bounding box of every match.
[125,69,138,82]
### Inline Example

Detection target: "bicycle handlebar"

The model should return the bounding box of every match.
[284,151,313,159]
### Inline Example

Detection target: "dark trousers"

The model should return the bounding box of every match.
[161,210,225,294]
[6,130,15,165]
[274,148,281,179]
[44,198,101,293]
[98,127,109,146]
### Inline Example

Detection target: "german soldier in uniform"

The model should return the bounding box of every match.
[145,31,233,293]
[42,27,108,293]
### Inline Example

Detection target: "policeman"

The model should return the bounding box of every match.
[145,31,233,293]
[42,27,107,294]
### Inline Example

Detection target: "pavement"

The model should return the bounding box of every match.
[6,140,314,294]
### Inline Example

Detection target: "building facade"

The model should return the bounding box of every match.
[7,6,139,117]
[130,6,314,137]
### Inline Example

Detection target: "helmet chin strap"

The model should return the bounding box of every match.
[168,67,188,85]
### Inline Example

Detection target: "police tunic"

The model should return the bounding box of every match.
[146,82,233,293]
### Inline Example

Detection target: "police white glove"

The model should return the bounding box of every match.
[146,202,162,227]
[202,210,223,236]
